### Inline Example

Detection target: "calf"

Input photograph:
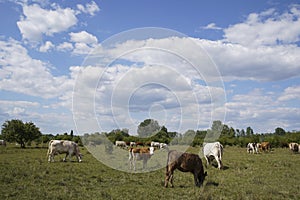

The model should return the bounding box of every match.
[164,150,207,187]
[128,147,154,171]
[203,142,223,169]
[47,140,82,162]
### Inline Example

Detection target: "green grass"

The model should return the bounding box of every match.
[0,145,300,199]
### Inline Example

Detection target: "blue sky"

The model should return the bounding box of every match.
[0,0,299,135]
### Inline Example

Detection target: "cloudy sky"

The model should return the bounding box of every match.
[0,0,299,135]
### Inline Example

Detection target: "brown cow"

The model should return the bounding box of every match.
[165,150,207,187]
[260,142,270,152]
[128,147,154,171]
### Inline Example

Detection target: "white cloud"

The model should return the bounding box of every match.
[198,39,300,81]
[201,23,222,30]
[69,31,98,44]
[225,88,300,132]
[57,42,73,52]
[0,38,73,99]
[39,41,54,52]
[17,3,77,42]
[69,31,99,54]
[223,6,300,47]
[278,86,300,102]
[77,1,100,16]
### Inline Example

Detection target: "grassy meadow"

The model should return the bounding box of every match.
[0,144,300,200]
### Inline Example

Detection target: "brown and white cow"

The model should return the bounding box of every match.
[165,150,207,187]
[203,142,223,169]
[47,140,82,162]
[289,142,299,153]
[260,142,270,152]
[128,147,154,171]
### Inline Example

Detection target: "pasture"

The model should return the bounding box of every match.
[0,145,300,199]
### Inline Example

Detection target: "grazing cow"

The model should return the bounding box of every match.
[289,142,299,153]
[0,140,6,147]
[151,141,160,148]
[48,140,82,162]
[160,143,168,149]
[247,143,258,154]
[164,150,207,187]
[260,142,270,152]
[203,142,223,169]
[128,147,154,171]
[115,140,127,148]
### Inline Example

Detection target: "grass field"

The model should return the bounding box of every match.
[1,145,300,200]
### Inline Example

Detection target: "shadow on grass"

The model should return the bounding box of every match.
[206,181,219,187]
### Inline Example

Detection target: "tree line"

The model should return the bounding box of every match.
[1,119,300,148]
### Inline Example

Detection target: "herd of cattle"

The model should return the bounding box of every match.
[0,139,299,187]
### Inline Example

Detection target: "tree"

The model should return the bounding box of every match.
[275,127,286,135]
[246,127,254,137]
[137,119,161,138]
[1,119,42,148]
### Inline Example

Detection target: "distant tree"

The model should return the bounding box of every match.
[246,127,254,136]
[275,127,286,135]
[1,119,42,148]
[137,119,161,138]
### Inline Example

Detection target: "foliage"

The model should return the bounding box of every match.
[1,119,41,148]
[137,119,161,138]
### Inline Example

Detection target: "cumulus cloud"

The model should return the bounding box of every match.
[278,85,300,102]
[77,1,100,16]
[223,6,300,47]
[57,42,73,52]
[17,3,77,43]
[0,38,73,99]
[39,41,54,52]
[69,31,99,54]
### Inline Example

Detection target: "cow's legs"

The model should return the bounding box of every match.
[193,172,200,187]
[215,156,222,169]
[165,164,175,188]
[204,156,210,167]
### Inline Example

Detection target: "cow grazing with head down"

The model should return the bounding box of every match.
[203,142,223,170]
[165,150,207,187]
[247,143,258,154]
[48,140,82,162]
[129,147,155,171]
[115,140,127,148]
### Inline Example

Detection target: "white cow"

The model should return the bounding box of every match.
[151,141,160,148]
[48,140,82,162]
[203,142,223,170]
[130,142,137,147]
[115,140,127,148]
[247,143,258,154]
[128,147,155,171]
[159,143,168,150]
